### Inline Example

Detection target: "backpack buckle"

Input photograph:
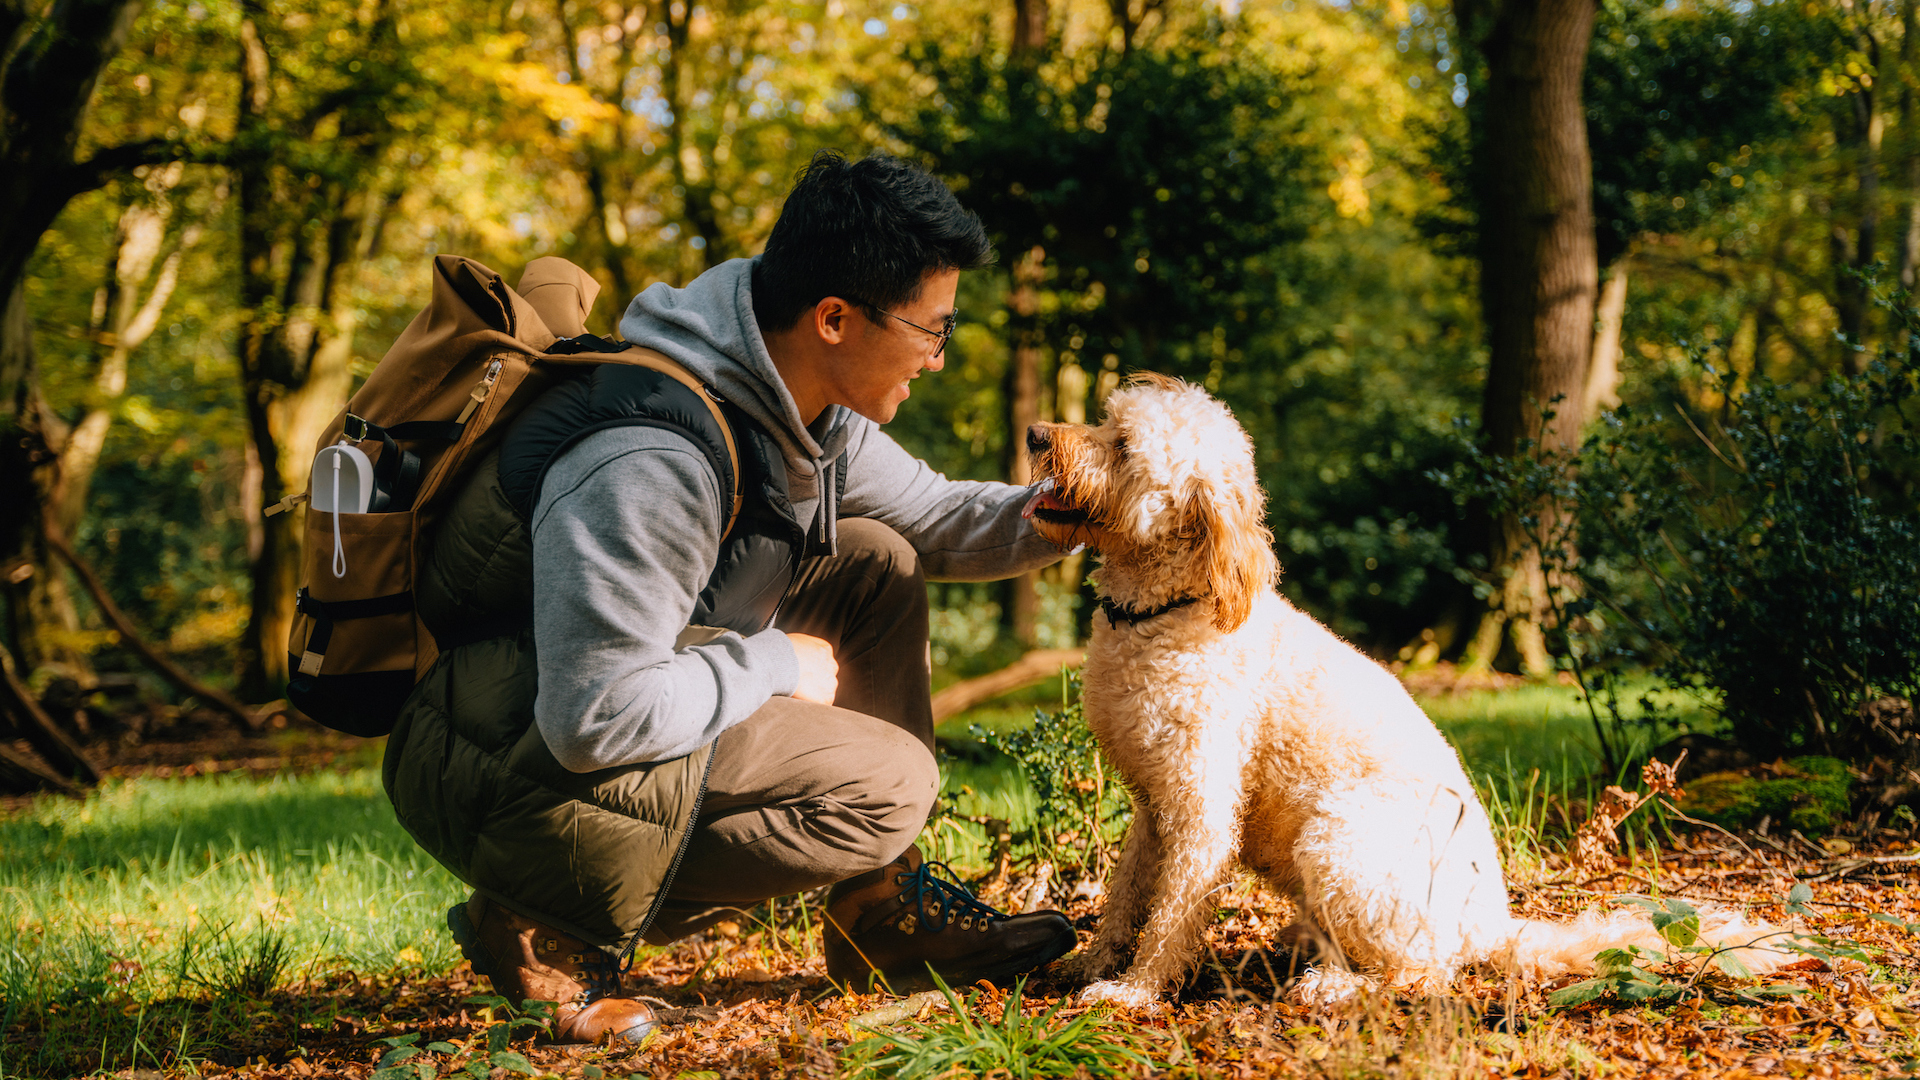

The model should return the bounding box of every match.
[342,413,372,442]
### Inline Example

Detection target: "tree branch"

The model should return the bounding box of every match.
[0,643,100,787]
[43,520,282,733]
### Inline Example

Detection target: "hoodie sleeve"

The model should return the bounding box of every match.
[836,419,1066,581]
[529,426,799,771]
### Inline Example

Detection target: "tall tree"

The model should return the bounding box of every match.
[1454,0,1600,675]
[232,0,409,696]
[0,0,166,676]
[894,5,1310,647]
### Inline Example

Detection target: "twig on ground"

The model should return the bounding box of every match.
[1806,852,1920,884]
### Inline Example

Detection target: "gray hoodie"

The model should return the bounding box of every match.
[529,258,1061,771]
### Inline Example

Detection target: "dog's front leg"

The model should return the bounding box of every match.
[1060,795,1160,981]
[1080,768,1243,1007]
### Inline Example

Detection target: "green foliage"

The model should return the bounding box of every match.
[842,976,1150,1080]
[1585,0,1828,266]
[367,996,557,1080]
[961,675,1132,878]
[1443,351,1920,761]
[1679,756,1854,835]
[1548,895,1810,1010]
[894,19,1313,373]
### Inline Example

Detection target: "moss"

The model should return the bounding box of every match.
[1678,756,1853,835]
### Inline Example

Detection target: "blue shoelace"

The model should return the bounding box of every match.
[894,859,1008,934]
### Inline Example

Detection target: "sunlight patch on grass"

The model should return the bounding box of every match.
[2,766,463,1007]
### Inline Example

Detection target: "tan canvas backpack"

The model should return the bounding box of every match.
[269,255,740,736]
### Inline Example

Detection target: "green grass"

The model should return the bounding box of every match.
[1421,679,1714,783]
[1,760,467,1075]
[928,675,1722,877]
[842,978,1150,1079]
[0,673,1721,1073]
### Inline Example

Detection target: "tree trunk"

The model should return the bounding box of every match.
[658,0,725,270]
[0,284,57,669]
[1013,0,1048,53]
[53,181,190,539]
[233,5,386,698]
[1585,257,1626,417]
[1831,16,1880,367]
[1004,245,1045,647]
[1457,0,1600,676]
[1898,0,1919,296]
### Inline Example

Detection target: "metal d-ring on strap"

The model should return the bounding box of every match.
[341,412,466,513]
[895,859,1007,934]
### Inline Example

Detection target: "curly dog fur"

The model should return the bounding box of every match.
[1024,374,1788,1008]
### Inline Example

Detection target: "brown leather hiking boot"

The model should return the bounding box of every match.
[448,896,655,1045]
[823,845,1076,994]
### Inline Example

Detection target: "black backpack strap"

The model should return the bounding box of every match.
[341,414,468,512]
[294,588,415,676]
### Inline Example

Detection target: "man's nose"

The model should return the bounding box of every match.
[1026,425,1051,454]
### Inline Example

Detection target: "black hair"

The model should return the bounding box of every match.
[752,150,994,332]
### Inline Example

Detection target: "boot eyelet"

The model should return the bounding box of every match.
[959,916,972,930]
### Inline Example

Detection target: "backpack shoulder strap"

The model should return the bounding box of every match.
[617,348,745,541]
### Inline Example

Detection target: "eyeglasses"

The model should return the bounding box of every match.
[845,297,958,358]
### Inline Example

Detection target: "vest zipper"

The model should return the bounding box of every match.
[623,742,719,964]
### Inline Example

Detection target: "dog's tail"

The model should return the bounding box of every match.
[1491,906,1796,979]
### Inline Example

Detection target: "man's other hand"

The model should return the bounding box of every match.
[787,632,839,705]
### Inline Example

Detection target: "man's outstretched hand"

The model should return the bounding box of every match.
[787,632,839,705]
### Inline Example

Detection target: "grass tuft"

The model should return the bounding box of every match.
[842,976,1150,1079]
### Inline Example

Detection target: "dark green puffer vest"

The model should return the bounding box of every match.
[383,365,814,952]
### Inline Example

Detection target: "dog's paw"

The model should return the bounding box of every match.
[1077,979,1164,1010]
[1055,951,1121,983]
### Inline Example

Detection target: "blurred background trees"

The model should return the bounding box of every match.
[2,0,1917,789]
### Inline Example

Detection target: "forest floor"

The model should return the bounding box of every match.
[5,692,1919,1079]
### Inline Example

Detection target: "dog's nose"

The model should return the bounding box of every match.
[1026,425,1051,454]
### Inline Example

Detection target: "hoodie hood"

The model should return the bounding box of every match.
[616,257,854,552]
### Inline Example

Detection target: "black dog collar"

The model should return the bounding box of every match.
[1100,595,1203,626]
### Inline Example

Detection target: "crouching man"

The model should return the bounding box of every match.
[383,151,1076,1044]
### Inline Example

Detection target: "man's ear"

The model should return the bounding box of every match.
[1187,483,1276,632]
[813,296,855,345]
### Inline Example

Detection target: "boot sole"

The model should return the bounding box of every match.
[447,902,498,980]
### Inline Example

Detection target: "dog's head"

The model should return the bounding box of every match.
[1026,373,1277,632]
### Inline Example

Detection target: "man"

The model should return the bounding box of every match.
[384,151,1077,1044]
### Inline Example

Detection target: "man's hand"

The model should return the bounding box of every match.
[787,632,839,705]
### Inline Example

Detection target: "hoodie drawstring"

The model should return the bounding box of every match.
[810,424,854,557]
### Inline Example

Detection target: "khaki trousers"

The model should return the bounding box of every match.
[642,518,939,943]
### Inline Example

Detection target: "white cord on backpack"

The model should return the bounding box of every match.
[331,453,347,578]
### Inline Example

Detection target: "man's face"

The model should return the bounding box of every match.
[825,268,960,424]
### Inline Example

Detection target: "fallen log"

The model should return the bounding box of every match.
[930,647,1084,723]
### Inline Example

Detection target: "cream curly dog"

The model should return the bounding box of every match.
[1023,374,1787,1008]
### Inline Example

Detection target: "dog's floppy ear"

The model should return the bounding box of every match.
[1187,481,1276,632]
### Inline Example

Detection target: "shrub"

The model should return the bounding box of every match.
[1444,356,1920,763]
[953,675,1132,881]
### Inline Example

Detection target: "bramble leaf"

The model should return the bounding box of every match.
[491,1050,538,1076]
